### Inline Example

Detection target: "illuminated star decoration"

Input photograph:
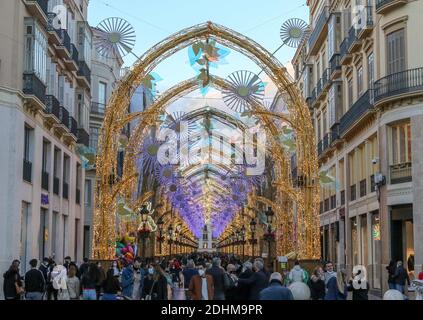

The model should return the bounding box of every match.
[188,39,230,95]
[222,70,266,113]
[93,17,136,59]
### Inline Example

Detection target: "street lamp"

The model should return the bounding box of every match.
[167,225,173,257]
[240,225,246,260]
[157,217,164,255]
[264,207,275,269]
[138,205,150,259]
[249,218,257,257]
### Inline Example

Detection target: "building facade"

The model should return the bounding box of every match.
[0,0,91,296]
[292,0,423,294]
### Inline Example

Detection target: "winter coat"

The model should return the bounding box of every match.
[308,276,325,300]
[121,267,134,297]
[24,269,45,293]
[289,265,306,283]
[3,270,22,299]
[237,270,269,300]
[394,266,410,286]
[259,280,294,300]
[324,276,347,300]
[206,266,226,299]
[189,274,214,300]
[236,269,254,300]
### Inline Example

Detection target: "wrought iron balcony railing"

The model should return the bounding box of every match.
[91,102,106,115]
[57,29,71,54]
[77,61,92,84]
[59,106,69,128]
[23,73,46,103]
[374,67,423,103]
[376,0,407,14]
[308,6,329,53]
[330,54,341,77]
[68,116,78,137]
[339,90,373,137]
[45,95,61,119]
[77,128,90,147]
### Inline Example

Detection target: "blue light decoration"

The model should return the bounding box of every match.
[75,144,97,170]
[142,72,162,99]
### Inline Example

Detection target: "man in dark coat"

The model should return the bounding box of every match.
[259,272,294,300]
[24,259,45,300]
[205,257,226,300]
[236,261,254,300]
[237,260,269,300]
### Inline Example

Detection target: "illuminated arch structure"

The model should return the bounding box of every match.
[94,22,320,260]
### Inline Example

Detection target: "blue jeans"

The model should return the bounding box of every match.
[395,284,405,294]
[83,289,97,300]
[388,283,395,290]
[26,292,44,300]
[102,293,117,300]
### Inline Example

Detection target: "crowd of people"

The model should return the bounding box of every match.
[2,253,423,300]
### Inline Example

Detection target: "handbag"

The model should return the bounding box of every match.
[15,282,24,295]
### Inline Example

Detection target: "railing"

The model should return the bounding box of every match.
[340,37,349,61]
[359,179,367,198]
[53,177,60,195]
[376,0,406,12]
[68,116,78,137]
[348,26,359,50]
[45,95,61,119]
[374,67,423,103]
[316,78,323,98]
[76,188,81,205]
[23,73,46,103]
[70,43,79,65]
[330,124,340,145]
[57,29,71,54]
[23,159,32,183]
[323,133,330,151]
[339,90,373,136]
[41,170,49,190]
[340,190,345,205]
[321,68,331,91]
[77,128,90,147]
[27,0,48,16]
[308,6,329,51]
[91,102,106,115]
[350,184,357,202]
[63,182,69,199]
[356,6,373,34]
[77,61,92,84]
[317,140,323,156]
[330,54,341,76]
[390,162,412,184]
[59,106,69,128]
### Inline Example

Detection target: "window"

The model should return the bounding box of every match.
[328,86,336,126]
[20,203,30,274]
[328,16,335,58]
[391,122,412,165]
[89,127,100,150]
[322,109,328,135]
[357,66,363,96]
[347,78,353,108]
[52,212,58,256]
[317,115,322,142]
[85,179,92,207]
[387,29,406,75]
[63,215,68,258]
[39,209,47,261]
[24,19,48,83]
[368,53,374,89]
[98,82,107,106]
[42,141,49,172]
[78,22,92,68]
[24,126,32,161]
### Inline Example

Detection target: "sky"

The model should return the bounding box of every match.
[87,0,310,95]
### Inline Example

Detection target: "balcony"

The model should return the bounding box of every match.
[359,179,367,198]
[64,44,79,71]
[59,106,69,128]
[339,90,373,137]
[350,184,357,202]
[24,0,48,26]
[47,15,62,46]
[330,123,341,147]
[91,102,106,115]
[76,188,81,205]
[55,29,72,59]
[376,0,407,14]
[53,177,60,195]
[356,6,374,39]
[63,182,69,199]
[77,61,91,88]
[308,6,329,55]
[77,128,90,147]
[348,26,361,53]
[390,162,412,184]
[23,159,32,183]
[330,54,341,79]
[44,95,61,123]
[23,73,46,111]
[374,67,423,105]
[64,116,78,139]
[41,170,49,190]
[339,37,352,65]
[321,68,331,94]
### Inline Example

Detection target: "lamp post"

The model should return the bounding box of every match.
[240,225,246,260]
[138,205,150,259]
[167,225,173,257]
[265,207,275,269]
[157,217,164,255]
[249,218,257,257]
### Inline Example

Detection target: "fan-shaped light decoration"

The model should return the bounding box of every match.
[94,17,136,59]
[222,70,265,113]
[280,18,310,48]
[154,164,175,185]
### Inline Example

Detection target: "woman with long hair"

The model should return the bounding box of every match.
[308,266,325,300]
[66,263,80,300]
[81,263,100,300]
[150,264,169,300]
[102,269,121,300]
[2,260,23,300]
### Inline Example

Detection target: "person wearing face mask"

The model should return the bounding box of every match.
[132,258,145,300]
[189,265,214,300]
[111,260,121,277]
[121,261,134,298]
[142,265,155,300]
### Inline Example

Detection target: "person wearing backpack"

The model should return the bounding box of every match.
[24,259,45,300]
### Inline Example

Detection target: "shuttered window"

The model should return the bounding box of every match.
[387,29,406,75]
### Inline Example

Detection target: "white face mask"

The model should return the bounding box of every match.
[148,268,154,275]
[198,269,205,276]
